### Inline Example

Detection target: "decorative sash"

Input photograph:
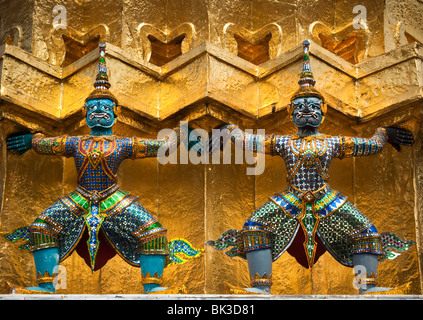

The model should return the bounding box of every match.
[270,186,347,268]
[59,185,137,270]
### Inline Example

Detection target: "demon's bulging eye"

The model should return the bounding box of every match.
[86,104,96,111]
[101,101,115,112]
[308,103,320,110]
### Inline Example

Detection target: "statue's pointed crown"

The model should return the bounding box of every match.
[85,43,118,104]
[291,40,324,102]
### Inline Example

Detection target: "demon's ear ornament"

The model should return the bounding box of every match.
[287,102,294,117]
[114,104,121,117]
[320,102,327,124]
[321,102,327,115]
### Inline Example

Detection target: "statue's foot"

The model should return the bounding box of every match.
[145,285,187,294]
[362,281,413,295]
[145,286,168,293]
[361,286,392,295]
[243,287,271,295]
[223,282,270,295]
[7,282,54,294]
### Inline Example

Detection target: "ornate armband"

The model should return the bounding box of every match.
[131,138,148,159]
[32,133,68,156]
[250,273,273,287]
[338,135,355,159]
[141,272,162,285]
[37,271,58,285]
[354,272,377,286]
[264,134,276,155]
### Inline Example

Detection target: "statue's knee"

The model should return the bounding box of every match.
[241,222,272,253]
[350,225,382,256]
[29,220,60,251]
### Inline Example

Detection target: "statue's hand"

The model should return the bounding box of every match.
[6,133,34,155]
[383,127,415,152]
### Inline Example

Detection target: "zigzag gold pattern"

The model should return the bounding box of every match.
[1,39,421,135]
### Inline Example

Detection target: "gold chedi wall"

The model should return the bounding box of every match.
[0,0,422,295]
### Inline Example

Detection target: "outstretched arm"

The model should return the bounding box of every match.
[31,133,70,156]
[340,127,414,158]
[6,133,70,156]
[130,127,188,159]
[209,124,279,155]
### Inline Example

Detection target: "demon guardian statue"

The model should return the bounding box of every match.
[6,44,188,294]
[207,40,415,295]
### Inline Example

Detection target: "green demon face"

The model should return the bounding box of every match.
[84,98,116,130]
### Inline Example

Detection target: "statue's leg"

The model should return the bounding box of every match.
[352,253,391,294]
[245,248,273,294]
[24,247,60,293]
[318,200,393,294]
[238,200,290,294]
[103,200,171,293]
[242,220,273,294]
[12,201,80,294]
[17,202,63,293]
[140,254,167,293]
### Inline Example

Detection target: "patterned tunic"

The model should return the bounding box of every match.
[208,125,398,268]
[29,131,182,270]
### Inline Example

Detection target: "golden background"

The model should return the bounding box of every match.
[0,0,422,295]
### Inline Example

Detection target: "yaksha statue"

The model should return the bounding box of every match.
[6,43,187,294]
[207,40,415,295]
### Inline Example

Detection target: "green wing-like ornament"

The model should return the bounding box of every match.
[168,238,203,265]
[3,226,31,251]
[380,232,416,260]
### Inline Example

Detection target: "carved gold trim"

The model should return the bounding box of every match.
[309,20,370,64]
[363,282,413,295]
[141,272,161,285]
[250,273,273,287]
[355,272,377,286]
[37,271,58,284]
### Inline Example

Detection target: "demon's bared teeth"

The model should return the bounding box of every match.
[89,113,109,120]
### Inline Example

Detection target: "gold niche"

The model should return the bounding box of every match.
[234,33,272,65]
[147,34,185,67]
[61,34,100,67]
